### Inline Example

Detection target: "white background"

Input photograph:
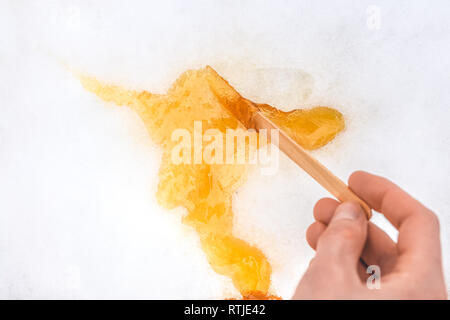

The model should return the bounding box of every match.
[0,0,449,299]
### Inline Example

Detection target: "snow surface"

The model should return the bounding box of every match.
[0,0,449,299]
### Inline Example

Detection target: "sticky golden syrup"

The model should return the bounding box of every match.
[79,66,344,299]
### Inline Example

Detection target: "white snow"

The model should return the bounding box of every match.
[0,0,449,299]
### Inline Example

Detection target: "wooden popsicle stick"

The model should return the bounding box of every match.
[252,111,372,219]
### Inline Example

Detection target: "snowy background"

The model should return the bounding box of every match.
[0,0,449,299]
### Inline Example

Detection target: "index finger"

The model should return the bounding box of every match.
[348,171,441,265]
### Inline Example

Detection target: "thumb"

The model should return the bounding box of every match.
[315,202,368,271]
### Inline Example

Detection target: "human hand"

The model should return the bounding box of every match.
[293,171,447,299]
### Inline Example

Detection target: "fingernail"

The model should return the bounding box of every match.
[333,202,361,221]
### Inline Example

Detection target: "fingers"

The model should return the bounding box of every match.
[348,171,432,228]
[306,221,326,249]
[361,223,397,269]
[313,198,339,222]
[310,197,397,269]
[307,221,394,280]
[313,202,368,277]
[348,171,442,266]
[308,221,397,269]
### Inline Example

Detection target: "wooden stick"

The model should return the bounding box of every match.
[252,111,372,219]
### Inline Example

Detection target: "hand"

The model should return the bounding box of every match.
[293,171,447,299]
